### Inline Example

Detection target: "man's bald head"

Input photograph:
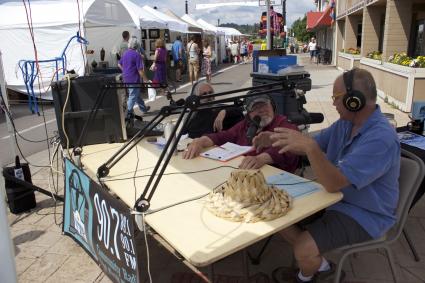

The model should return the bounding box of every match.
[338,68,377,104]
[194,83,214,97]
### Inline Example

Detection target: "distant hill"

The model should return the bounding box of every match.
[219,23,259,35]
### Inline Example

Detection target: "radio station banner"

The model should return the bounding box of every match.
[63,158,140,283]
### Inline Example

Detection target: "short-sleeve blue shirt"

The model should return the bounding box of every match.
[314,105,400,238]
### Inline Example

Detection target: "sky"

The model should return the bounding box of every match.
[135,0,316,27]
[0,0,316,27]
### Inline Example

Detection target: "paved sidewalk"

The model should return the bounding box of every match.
[6,55,425,283]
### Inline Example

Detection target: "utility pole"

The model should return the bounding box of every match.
[282,0,286,48]
[217,19,220,27]
[266,0,271,49]
[185,0,188,14]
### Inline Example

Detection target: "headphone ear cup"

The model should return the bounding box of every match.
[343,90,365,112]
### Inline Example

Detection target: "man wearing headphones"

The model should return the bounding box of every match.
[183,94,299,172]
[253,68,400,282]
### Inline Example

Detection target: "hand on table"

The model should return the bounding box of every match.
[239,154,271,169]
[182,138,204,159]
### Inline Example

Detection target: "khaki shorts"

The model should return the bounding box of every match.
[188,59,199,77]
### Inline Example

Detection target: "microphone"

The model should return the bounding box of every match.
[288,112,324,125]
[246,116,261,145]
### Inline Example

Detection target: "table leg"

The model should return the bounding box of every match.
[208,264,215,283]
[242,249,250,283]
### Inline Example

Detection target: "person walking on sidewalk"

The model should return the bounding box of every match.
[187,35,200,85]
[308,38,318,63]
[118,37,150,119]
[202,39,212,83]
[253,68,400,283]
[172,35,184,82]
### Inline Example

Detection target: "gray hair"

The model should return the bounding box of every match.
[128,37,139,50]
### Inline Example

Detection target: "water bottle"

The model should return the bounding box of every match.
[14,155,25,181]
[164,122,177,155]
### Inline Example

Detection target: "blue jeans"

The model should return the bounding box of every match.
[127,87,147,113]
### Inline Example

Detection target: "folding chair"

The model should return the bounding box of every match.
[333,149,425,283]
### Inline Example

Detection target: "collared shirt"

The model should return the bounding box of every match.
[314,105,400,238]
[119,49,144,84]
[205,115,299,173]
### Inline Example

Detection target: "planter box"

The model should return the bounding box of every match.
[360,59,425,112]
[337,52,362,70]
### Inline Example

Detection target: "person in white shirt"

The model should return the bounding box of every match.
[308,38,318,63]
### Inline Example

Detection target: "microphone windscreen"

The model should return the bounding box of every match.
[252,115,261,125]
[308,113,324,124]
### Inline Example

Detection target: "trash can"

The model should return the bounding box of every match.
[250,71,311,118]
[3,164,36,214]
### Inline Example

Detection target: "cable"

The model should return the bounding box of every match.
[133,143,140,204]
[62,74,72,157]
[0,92,54,143]
[142,213,153,283]
[103,165,240,182]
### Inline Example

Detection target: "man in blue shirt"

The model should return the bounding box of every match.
[254,68,400,282]
[172,35,184,82]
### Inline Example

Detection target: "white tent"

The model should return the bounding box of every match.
[196,19,225,36]
[181,14,214,35]
[217,27,243,36]
[0,0,165,99]
[142,6,188,33]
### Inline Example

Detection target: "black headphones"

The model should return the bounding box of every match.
[343,69,365,112]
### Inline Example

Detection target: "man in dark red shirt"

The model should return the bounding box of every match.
[183,95,299,172]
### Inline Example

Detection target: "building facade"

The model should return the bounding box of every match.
[335,0,425,112]
[307,0,335,61]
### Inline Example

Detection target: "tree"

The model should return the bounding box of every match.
[291,15,315,43]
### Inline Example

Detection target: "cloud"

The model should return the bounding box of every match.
[135,0,315,27]
[0,0,314,27]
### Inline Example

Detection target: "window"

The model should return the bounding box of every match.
[357,23,362,48]
[378,15,385,52]
[414,20,425,57]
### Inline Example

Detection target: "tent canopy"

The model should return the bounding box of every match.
[196,19,224,36]
[142,5,188,33]
[164,10,202,33]
[218,27,243,36]
[181,14,213,35]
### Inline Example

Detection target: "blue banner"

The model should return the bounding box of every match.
[63,158,140,283]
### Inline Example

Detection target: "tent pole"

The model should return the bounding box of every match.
[0,51,18,164]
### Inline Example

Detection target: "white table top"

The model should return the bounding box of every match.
[81,141,342,267]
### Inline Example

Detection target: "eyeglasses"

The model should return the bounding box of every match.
[200,91,214,96]
[331,92,345,102]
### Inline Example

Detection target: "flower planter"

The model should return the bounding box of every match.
[360,59,425,112]
[337,52,362,70]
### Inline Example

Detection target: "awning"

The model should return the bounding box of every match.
[307,5,332,31]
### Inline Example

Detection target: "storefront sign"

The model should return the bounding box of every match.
[63,158,140,283]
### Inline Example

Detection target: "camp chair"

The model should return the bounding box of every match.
[333,149,425,283]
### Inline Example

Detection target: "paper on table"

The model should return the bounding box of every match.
[200,142,254,162]
[266,172,320,199]
[398,131,425,151]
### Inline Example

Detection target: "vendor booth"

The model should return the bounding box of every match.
[0,0,166,100]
